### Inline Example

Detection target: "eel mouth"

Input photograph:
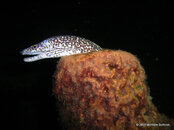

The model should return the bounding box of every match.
[20,50,43,62]
[20,48,44,62]
[22,54,41,62]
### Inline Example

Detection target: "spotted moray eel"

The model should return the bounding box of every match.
[21,36,102,62]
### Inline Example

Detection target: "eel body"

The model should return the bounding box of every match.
[21,36,102,62]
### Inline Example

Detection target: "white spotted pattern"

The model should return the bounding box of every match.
[21,36,102,62]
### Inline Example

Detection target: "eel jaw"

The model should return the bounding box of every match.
[21,51,45,62]
[20,49,45,62]
[23,54,41,62]
[20,49,41,56]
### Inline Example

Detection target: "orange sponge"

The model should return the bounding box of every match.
[53,49,174,130]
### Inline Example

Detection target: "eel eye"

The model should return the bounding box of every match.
[33,45,37,49]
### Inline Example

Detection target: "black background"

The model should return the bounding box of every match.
[1,1,173,129]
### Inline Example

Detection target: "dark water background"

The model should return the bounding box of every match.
[1,1,173,129]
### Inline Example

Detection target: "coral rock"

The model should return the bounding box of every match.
[53,49,174,130]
